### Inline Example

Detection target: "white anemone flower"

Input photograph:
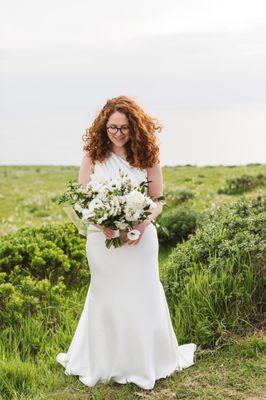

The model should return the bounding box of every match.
[127,229,141,241]
[82,208,94,219]
[74,203,83,213]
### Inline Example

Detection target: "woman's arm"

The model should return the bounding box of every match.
[125,162,164,244]
[78,152,94,189]
[142,162,164,228]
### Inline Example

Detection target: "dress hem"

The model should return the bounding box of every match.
[56,343,197,390]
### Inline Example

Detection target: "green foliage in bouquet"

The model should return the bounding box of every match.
[162,195,265,348]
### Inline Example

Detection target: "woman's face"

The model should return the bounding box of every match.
[106,111,130,148]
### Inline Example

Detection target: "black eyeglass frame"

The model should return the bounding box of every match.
[106,125,130,135]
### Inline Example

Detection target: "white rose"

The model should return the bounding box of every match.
[124,208,135,222]
[124,190,146,208]
[132,210,141,220]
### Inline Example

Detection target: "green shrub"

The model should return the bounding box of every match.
[0,222,89,288]
[0,223,89,327]
[0,272,66,328]
[218,173,265,195]
[164,189,195,206]
[162,195,265,348]
[157,207,201,246]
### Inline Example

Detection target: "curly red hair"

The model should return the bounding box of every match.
[82,95,163,169]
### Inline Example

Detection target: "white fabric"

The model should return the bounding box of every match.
[56,151,197,390]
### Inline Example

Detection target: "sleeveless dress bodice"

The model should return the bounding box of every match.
[92,151,148,185]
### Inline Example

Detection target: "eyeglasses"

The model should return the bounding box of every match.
[106,125,130,135]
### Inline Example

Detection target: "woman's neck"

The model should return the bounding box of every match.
[111,146,127,158]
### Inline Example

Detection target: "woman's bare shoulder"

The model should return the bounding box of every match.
[82,151,93,162]
[146,161,162,174]
[78,152,95,188]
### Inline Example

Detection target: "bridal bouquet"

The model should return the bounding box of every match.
[57,169,166,249]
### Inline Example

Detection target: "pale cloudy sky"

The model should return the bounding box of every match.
[0,0,266,166]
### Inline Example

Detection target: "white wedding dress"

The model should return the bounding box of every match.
[56,151,197,390]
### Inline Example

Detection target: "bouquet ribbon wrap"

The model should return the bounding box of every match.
[63,206,101,237]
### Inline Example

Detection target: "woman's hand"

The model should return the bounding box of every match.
[123,221,148,246]
[95,224,118,239]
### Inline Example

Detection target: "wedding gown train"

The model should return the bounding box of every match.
[56,151,197,390]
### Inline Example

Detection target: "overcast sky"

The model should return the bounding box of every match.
[1,0,266,166]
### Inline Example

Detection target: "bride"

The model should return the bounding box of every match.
[56,95,197,390]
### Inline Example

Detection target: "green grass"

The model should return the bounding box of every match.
[0,274,265,399]
[1,329,265,399]
[0,258,265,400]
[0,166,77,235]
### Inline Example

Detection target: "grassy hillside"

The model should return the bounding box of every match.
[0,164,265,400]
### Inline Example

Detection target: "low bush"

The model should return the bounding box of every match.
[164,189,195,206]
[0,222,89,288]
[157,207,201,246]
[0,272,66,328]
[162,195,265,348]
[0,223,88,327]
[218,173,265,195]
